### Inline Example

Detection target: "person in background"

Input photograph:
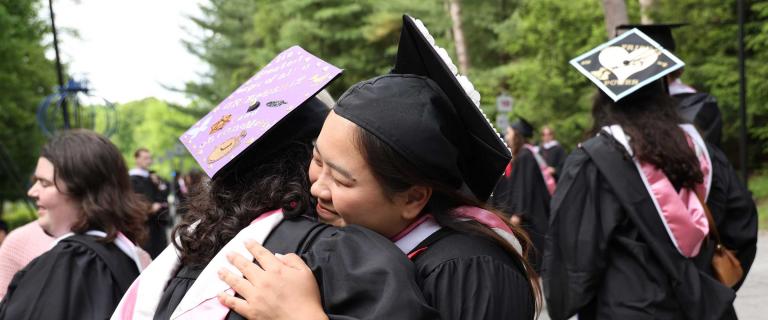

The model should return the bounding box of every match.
[0,221,54,299]
[538,125,567,180]
[0,129,149,319]
[491,118,552,272]
[545,28,756,320]
[175,170,206,219]
[129,148,168,258]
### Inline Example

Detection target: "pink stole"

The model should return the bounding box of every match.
[524,144,556,195]
[392,206,523,258]
[603,125,711,258]
[112,210,284,320]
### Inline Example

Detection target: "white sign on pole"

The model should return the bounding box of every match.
[496,94,513,113]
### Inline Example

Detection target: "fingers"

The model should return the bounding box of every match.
[217,292,253,319]
[227,252,262,283]
[275,253,309,271]
[245,240,282,272]
[219,268,256,301]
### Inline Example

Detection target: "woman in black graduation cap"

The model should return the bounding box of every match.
[490,117,553,272]
[219,15,541,320]
[0,129,148,320]
[112,48,438,320]
[543,29,757,320]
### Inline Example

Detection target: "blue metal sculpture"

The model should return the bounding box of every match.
[36,78,118,137]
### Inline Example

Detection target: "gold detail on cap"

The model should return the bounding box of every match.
[207,130,247,164]
[210,114,232,134]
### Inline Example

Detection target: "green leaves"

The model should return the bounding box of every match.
[0,0,56,201]
[180,0,767,168]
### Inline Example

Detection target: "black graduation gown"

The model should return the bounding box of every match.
[153,216,439,320]
[675,92,723,147]
[543,134,757,320]
[0,234,140,320]
[130,175,168,258]
[409,228,535,320]
[490,147,551,271]
[538,143,567,179]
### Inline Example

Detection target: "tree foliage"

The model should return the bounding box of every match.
[181,0,767,171]
[652,0,768,166]
[0,0,57,202]
[111,98,198,178]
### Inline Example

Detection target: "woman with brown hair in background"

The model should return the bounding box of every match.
[0,129,149,320]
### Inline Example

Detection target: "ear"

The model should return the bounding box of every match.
[398,185,432,220]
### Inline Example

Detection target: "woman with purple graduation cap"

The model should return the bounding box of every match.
[490,117,554,272]
[219,15,541,320]
[544,28,757,320]
[111,46,438,320]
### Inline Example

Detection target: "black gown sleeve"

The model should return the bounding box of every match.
[707,147,758,290]
[492,149,550,271]
[0,240,137,320]
[420,255,533,320]
[304,225,440,320]
[542,148,623,320]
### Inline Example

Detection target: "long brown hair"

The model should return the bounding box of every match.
[41,129,148,244]
[590,83,703,189]
[353,126,543,314]
[508,127,528,159]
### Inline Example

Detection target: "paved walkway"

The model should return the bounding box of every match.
[733,231,766,319]
[538,232,766,319]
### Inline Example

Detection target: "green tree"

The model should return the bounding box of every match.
[0,0,57,206]
[651,0,768,169]
[111,98,198,178]
[478,0,624,148]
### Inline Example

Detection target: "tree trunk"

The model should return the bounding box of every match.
[602,0,629,38]
[639,0,655,24]
[447,0,470,74]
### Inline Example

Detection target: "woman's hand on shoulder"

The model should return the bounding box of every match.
[218,240,328,320]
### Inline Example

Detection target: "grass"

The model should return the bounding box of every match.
[748,171,768,230]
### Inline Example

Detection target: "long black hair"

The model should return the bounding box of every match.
[590,82,703,189]
[353,126,543,313]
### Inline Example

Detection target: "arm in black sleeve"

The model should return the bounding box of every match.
[304,225,440,320]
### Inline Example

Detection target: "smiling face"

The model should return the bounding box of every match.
[27,157,81,237]
[308,112,416,238]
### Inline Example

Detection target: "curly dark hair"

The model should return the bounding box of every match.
[590,82,704,189]
[173,141,314,267]
[41,129,148,244]
[353,126,543,314]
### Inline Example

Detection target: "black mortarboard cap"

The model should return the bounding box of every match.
[510,118,534,139]
[616,23,685,52]
[570,28,685,101]
[334,15,511,202]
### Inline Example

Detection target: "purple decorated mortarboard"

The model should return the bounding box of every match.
[180,46,342,178]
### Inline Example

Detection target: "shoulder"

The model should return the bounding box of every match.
[55,235,136,271]
[0,223,52,258]
[313,224,407,259]
[415,230,526,279]
[517,147,534,159]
